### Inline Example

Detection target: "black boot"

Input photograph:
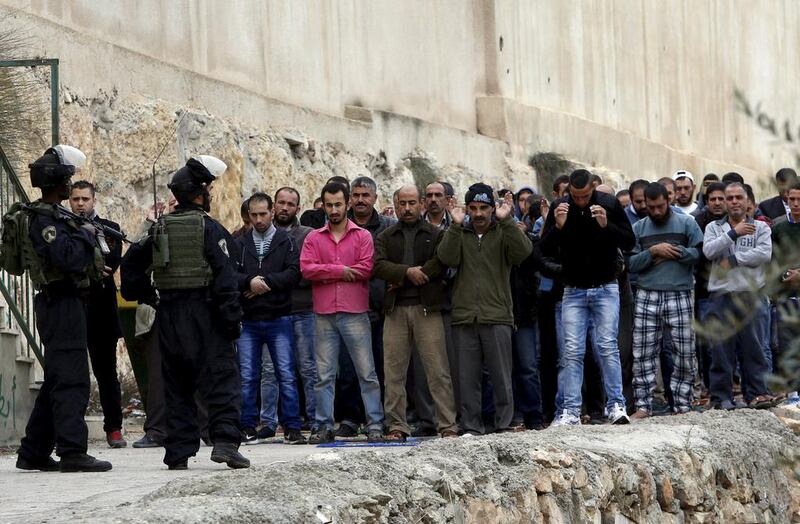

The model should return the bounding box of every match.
[16,455,59,472]
[210,443,250,469]
[59,454,112,473]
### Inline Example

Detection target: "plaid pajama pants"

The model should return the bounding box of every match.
[632,289,696,412]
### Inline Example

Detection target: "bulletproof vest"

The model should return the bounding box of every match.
[151,209,212,290]
[0,201,101,289]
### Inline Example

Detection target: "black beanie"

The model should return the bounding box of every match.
[465,183,495,206]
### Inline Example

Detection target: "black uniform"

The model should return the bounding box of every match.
[86,215,124,433]
[18,203,96,461]
[121,203,243,466]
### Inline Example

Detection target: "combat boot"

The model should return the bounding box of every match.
[210,442,250,469]
[59,453,112,473]
[16,455,59,472]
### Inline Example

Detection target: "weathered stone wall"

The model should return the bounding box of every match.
[71,411,799,523]
[2,0,798,195]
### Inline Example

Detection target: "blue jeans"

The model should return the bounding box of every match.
[558,283,625,418]
[314,313,384,432]
[513,324,543,425]
[291,312,317,422]
[237,317,302,431]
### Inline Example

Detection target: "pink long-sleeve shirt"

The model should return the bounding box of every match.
[300,219,373,314]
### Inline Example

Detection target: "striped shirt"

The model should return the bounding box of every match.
[252,224,276,261]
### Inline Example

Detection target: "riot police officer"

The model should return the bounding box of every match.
[15,145,112,473]
[121,155,248,470]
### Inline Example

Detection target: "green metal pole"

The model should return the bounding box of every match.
[50,59,59,145]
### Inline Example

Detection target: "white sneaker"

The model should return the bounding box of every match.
[608,403,630,425]
[551,410,581,427]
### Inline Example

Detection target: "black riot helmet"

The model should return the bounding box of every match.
[168,155,227,210]
[29,145,86,189]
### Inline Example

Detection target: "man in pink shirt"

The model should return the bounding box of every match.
[300,182,385,443]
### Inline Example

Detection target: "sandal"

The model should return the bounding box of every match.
[384,430,407,442]
[748,394,781,409]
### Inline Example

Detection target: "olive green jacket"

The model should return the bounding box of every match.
[436,216,532,326]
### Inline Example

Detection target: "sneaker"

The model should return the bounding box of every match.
[284,429,307,445]
[255,426,276,443]
[16,455,59,472]
[106,430,127,449]
[335,423,359,438]
[630,409,650,421]
[366,429,384,442]
[241,427,258,445]
[608,403,630,425]
[59,454,112,473]
[210,443,250,469]
[308,428,335,445]
[551,411,581,427]
[132,434,163,448]
[712,400,736,411]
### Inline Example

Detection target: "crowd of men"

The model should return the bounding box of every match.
[12,143,800,472]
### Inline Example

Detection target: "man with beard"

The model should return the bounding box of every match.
[673,171,698,215]
[273,187,317,428]
[628,183,703,418]
[625,179,649,225]
[758,168,798,220]
[334,176,395,438]
[301,182,384,443]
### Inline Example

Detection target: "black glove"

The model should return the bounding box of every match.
[220,320,242,341]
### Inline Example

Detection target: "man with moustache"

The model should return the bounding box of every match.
[374,185,458,440]
[273,186,317,428]
[628,183,704,418]
[301,182,384,443]
[673,171,699,215]
[704,183,776,410]
[625,179,649,225]
[437,183,532,435]
[423,181,453,230]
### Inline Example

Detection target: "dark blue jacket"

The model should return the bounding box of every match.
[235,227,300,320]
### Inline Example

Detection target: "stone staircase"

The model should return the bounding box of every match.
[0,300,42,446]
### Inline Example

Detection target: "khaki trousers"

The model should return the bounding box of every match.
[383,306,458,434]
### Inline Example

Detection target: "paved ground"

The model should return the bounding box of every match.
[0,431,417,524]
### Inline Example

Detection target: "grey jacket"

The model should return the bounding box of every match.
[703,217,772,293]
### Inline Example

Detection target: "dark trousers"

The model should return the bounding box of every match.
[618,291,635,411]
[512,323,544,426]
[708,293,771,404]
[335,316,383,428]
[19,292,90,460]
[157,297,241,466]
[140,320,209,443]
[87,331,123,433]
[776,297,800,386]
[454,323,513,435]
[537,292,560,422]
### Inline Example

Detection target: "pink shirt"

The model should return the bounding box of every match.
[300,219,373,314]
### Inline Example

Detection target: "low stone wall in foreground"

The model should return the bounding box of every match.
[97,411,799,523]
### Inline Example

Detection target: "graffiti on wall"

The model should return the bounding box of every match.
[0,372,17,431]
[734,88,800,168]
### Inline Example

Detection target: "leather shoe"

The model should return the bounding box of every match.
[16,455,59,472]
[59,454,112,473]
[132,435,163,448]
[210,443,250,469]
[168,459,188,470]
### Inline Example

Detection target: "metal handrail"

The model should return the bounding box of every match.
[0,144,43,365]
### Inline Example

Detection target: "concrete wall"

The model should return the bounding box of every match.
[1,0,798,186]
